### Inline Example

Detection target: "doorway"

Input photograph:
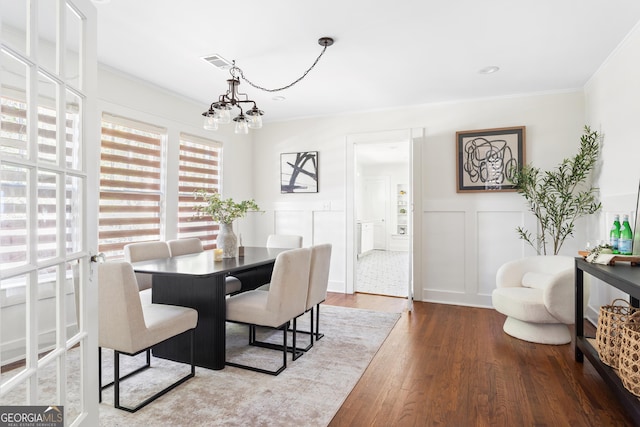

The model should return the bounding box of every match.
[353,134,410,298]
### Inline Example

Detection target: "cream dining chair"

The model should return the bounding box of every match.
[123,241,171,305]
[299,243,332,350]
[98,261,198,412]
[168,237,242,294]
[226,247,311,375]
[167,237,204,256]
[231,234,304,294]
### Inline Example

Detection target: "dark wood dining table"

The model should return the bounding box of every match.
[131,246,288,370]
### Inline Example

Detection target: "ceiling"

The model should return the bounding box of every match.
[93,1,640,125]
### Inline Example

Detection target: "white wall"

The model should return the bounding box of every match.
[252,91,587,305]
[584,22,640,321]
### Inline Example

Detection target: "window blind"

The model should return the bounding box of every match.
[177,133,221,250]
[98,114,166,259]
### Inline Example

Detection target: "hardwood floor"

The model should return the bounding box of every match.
[325,292,636,427]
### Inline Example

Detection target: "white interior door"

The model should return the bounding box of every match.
[0,1,98,425]
[363,176,389,250]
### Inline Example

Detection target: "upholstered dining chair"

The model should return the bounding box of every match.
[226,247,311,375]
[123,241,171,305]
[168,237,241,294]
[231,234,304,294]
[167,237,204,256]
[299,243,332,351]
[98,261,198,412]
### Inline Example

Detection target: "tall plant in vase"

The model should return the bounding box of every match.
[510,125,602,255]
[193,190,260,258]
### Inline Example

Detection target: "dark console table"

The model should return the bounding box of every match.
[575,257,640,422]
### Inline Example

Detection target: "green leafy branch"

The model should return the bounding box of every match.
[193,190,260,224]
[510,126,602,255]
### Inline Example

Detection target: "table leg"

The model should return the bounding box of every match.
[575,264,584,362]
[151,273,227,370]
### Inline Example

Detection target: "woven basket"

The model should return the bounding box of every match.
[596,298,638,368]
[618,311,640,397]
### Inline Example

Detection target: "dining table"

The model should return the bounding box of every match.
[131,246,288,370]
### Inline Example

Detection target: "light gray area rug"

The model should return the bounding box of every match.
[99,305,400,426]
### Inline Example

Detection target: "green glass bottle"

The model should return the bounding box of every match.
[619,214,633,255]
[610,214,621,254]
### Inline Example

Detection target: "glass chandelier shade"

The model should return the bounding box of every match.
[202,76,260,132]
[201,37,333,133]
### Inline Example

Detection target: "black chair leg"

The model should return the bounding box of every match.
[315,304,324,341]
[226,322,289,376]
[102,329,195,412]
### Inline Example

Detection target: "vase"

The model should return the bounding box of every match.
[217,222,238,258]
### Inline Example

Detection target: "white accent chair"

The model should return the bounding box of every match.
[491,255,579,345]
[226,247,311,375]
[123,241,171,305]
[168,238,241,294]
[98,261,198,412]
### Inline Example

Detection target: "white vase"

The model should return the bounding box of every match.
[217,222,237,258]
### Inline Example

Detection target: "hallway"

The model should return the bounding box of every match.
[356,249,409,297]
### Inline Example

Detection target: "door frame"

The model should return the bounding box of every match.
[345,128,423,309]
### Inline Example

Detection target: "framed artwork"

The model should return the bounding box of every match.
[280,151,319,193]
[456,126,526,192]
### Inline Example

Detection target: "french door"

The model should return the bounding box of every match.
[0,1,98,425]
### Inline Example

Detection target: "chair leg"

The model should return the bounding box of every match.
[103,329,196,412]
[288,305,323,352]
[315,304,324,341]
[226,322,288,376]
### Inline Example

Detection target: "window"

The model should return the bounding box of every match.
[177,133,221,249]
[98,114,166,260]
[0,93,81,270]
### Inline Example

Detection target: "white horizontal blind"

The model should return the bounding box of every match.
[98,113,166,260]
[177,133,221,250]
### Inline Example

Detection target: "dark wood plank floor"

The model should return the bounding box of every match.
[325,292,637,427]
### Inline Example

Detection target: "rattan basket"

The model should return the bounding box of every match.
[596,298,638,368]
[618,311,640,397]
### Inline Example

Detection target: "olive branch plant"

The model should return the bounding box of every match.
[510,126,602,255]
[193,189,260,224]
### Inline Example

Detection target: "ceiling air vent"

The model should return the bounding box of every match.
[202,54,232,70]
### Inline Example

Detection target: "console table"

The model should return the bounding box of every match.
[575,257,640,422]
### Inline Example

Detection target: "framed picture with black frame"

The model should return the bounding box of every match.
[280,151,319,193]
[456,126,526,192]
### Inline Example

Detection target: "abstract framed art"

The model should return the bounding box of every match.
[280,151,319,193]
[456,126,525,192]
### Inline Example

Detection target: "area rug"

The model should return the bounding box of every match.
[98,305,400,426]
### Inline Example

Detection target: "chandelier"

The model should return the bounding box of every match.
[202,37,334,134]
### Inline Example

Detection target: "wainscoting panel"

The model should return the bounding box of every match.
[273,210,312,246]
[477,211,524,295]
[423,211,466,293]
[313,210,346,292]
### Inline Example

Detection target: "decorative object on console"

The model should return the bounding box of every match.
[202,37,334,134]
[510,125,601,255]
[281,151,319,193]
[193,190,259,258]
[595,298,638,369]
[456,126,525,192]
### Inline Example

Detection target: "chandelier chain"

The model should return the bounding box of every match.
[232,43,330,93]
